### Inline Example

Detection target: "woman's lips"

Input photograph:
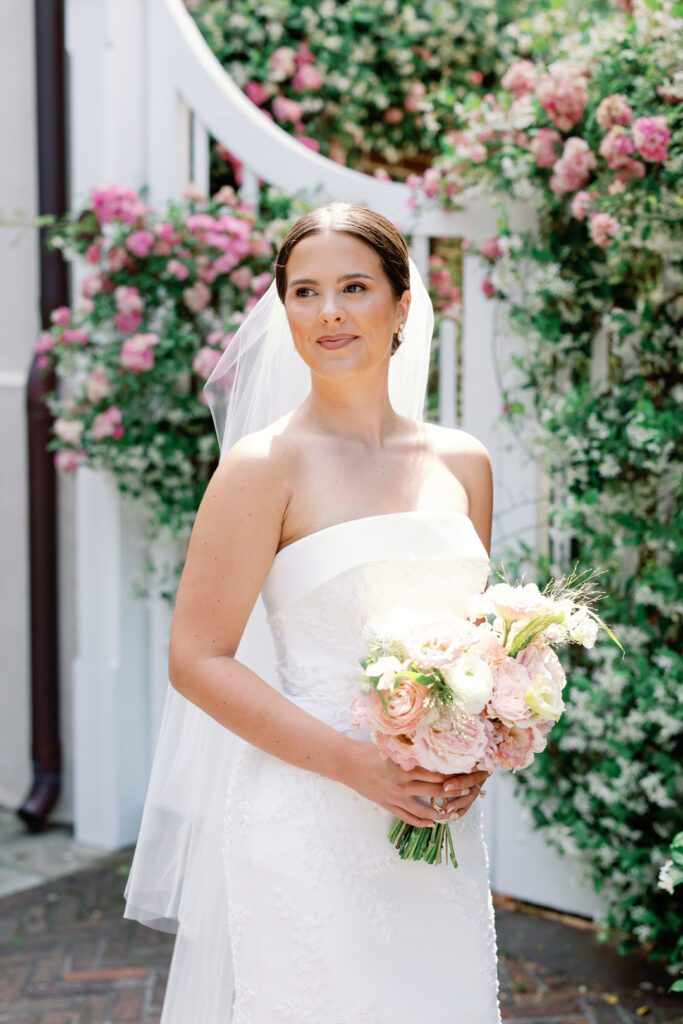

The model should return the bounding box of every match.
[317,334,359,350]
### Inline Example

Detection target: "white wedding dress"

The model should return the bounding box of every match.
[219,509,501,1023]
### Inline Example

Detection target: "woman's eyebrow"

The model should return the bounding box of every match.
[289,272,375,287]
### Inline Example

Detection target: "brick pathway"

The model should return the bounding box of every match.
[0,848,680,1023]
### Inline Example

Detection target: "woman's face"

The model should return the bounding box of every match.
[283,230,410,380]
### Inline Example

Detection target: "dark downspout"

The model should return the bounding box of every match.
[17,0,68,831]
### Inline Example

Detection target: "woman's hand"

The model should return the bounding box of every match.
[339,740,490,828]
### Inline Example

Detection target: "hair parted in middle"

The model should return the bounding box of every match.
[274,202,410,355]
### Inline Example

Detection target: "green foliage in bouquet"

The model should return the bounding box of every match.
[412,0,683,971]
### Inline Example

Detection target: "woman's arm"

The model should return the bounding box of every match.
[168,430,353,784]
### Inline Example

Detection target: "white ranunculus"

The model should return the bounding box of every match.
[364,656,409,692]
[567,606,599,648]
[524,674,565,722]
[442,653,494,714]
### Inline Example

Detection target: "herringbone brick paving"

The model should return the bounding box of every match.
[0,848,681,1023]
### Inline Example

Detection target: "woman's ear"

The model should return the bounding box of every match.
[397,289,411,329]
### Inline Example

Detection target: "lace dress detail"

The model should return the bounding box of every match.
[221,514,501,1024]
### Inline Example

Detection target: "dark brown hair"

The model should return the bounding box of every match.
[275,202,410,354]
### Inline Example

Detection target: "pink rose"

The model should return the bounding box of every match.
[81,274,103,298]
[352,678,433,738]
[596,93,633,132]
[297,134,321,153]
[272,95,304,123]
[92,405,124,441]
[412,712,491,774]
[245,80,269,106]
[530,127,562,168]
[269,46,297,81]
[62,328,89,346]
[108,247,129,273]
[570,190,593,220]
[86,241,102,264]
[115,285,144,316]
[615,158,645,185]
[120,332,160,373]
[292,64,324,92]
[125,230,155,259]
[488,657,534,727]
[183,281,212,312]
[35,333,56,355]
[167,259,190,281]
[536,69,589,131]
[632,115,671,162]
[550,137,597,194]
[480,236,503,261]
[229,266,253,290]
[501,59,537,98]
[493,722,547,771]
[50,306,71,327]
[599,125,635,170]
[54,449,87,472]
[192,345,222,380]
[482,276,496,298]
[405,616,478,670]
[86,367,112,403]
[588,211,619,248]
[54,418,85,445]
[92,184,147,225]
[182,182,208,202]
[374,730,422,771]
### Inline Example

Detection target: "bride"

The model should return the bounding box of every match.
[124,202,501,1023]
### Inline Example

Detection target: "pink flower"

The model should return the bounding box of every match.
[421,167,441,199]
[272,95,304,124]
[550,137,597,194]
[54,418,85,445]
[374,730,422,771]
[35,333,56,355]
[108,247,129,273]
[515,644,565,722]
[482,276,496,298]
[404,81,427,113]
[501,59,537,98]
[412,712,491,774]
[125,230,155,259]
[62,328,89,345]
[269,46,297,80]
[468,142,487,164]
[86,241,102,264]
[92,405,124,441]
[292,64,324,92]
[120,332,160,373]
[596,93,633,132]
[469,581,553,623]
[245,80,269,106]
[81,274,103,298]
[530,127,562,168]
[570,190,593,220]
[588,211,619,248]
[493,722,547,771]
[182,182,208,202]
[86,367,112,403]
[92,184,147,225]
[54,449,87,472]
[468,70,484,86]
[296,134,321,153]
[480,236,503,261]
[632,115,671,162]
[183,281,212,312]
[155,222,179,244]
[50,306,71,327]
[115,285,144,316]
[383,107,404,125]
[615,158,645,185]
[599,125,635,169]
[167,259,190,280]
[405,616,478,670]
[229,266,253,290]
[192,345,222,380]
[536,69,589,131]
[488,657,534,727]
[249,271,272,295]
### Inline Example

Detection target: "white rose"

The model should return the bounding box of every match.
[442,653,493,715]
[54,418,85,445]
[365,656,409,693]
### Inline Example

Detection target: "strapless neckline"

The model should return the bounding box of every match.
[274,509,474,563]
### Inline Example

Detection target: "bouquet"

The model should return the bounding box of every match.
[351,569,623,868]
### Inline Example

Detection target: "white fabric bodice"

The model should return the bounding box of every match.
[261,510,491,735]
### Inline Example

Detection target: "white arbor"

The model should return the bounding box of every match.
[65,0,600,917]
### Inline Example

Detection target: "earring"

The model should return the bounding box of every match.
[397,324,405,343]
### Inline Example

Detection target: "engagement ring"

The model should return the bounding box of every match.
[431,796,447,813]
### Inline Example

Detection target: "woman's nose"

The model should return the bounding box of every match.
[318,292,345,323]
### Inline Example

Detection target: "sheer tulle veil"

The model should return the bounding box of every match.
[123,254,435,1022]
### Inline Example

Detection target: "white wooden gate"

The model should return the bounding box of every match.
[65,0,600,917]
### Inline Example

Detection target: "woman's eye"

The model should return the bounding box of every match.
[295,286,316,297]
[345,282,366,293]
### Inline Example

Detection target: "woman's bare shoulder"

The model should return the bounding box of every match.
[423,421,492,464]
